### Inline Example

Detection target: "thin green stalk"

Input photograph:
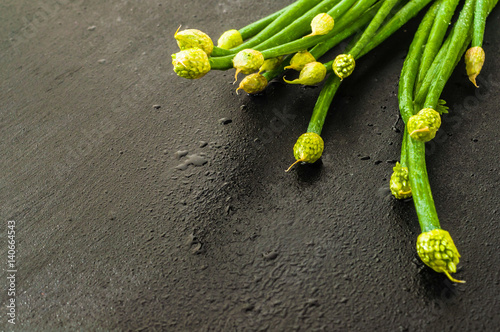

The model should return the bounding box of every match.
[262,3,381,81]
[358,0,435,58]
[209,0,380,70]
[238,2,295,40]
[415,0,460,90]
[472,0,488,47]
[306,75,342,134]
[405,121,440,232]
[306,0,402,136]
[424,0,476,109]
[253,0,357,51]
[414,33,471,106]
[349,0,402,58]
[230,0,325,52]
[311,2,383,59]
[398,0,440,123]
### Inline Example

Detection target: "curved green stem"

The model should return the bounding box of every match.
[253,0,357,51]
[405,126,440,232]
[238,2,295,40]
[358,0,436,58]
[230,0,325,52]
[424,0,476,109]
[349,0,402,59]
[306,74,342,135]
[415,0,460,89]
[262,4,381,82]
[398,0,440,123]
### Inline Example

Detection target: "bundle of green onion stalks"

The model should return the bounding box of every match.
[172,0,498,283]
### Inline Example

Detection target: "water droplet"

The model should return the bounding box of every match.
[219,117,232,125]
[175,150,188,159]
[175,154,208,170]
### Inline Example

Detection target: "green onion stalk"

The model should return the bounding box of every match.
[286,0,423,171]
[393,0,497,283]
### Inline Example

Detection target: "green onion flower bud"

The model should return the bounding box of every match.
[172,48,211,79]
[332,54,355,80]
[283,62,326,86]
[304,13,334,38]
[258,56,284,73]
[284,51,316,71]
[407,108,441,142]
[232,49,264,82]
[286,132,324,172]
[236,73,268,94]
[217,29,243,50]
[390,162,412,199]
[465,46,485,88]
[417,229,465,283]
[174,28,214,55]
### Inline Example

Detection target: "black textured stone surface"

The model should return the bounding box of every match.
[1,0,500,331]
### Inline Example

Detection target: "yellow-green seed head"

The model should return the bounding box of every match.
[304,13,334,37]
[294,133,324,163]
[217,29,243,50]
[236,73,268,94]
[172,48,211,79]
[175,28,214,55]
[407,108,441,142]
[465,46,485,88]
[390,162,412,199]
[233,49,264,82]
[284,51,316,71]
[333,54,355,80]
[283,62,326,85]
[259,56,284,73]
[417,229,464,283]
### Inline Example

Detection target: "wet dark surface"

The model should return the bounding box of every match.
[1,0,500,331]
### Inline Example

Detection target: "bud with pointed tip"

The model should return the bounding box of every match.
[236,73,268,94]
[172,48,211,79]
[284,51,316,71]
[258,56,284,73]
[332,54,355,80]
[286,132,324,172]
[465,46,485,88]
[390,162,412,199]
[283,62,326,85]
[174,28,213,55]
[417,229,465,283]
[232,49,264,82]
[217,29,243,50]
[304,13,334,38]
[407,108,441,142]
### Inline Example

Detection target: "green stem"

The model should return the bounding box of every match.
[209,0,378,70]
[415,0,460,91]
[306,74,342,134]
[349,0,402,58]
[358,0,436,58]
[253,0,357,51]
[414,32,471,106]
[238,2,296,40]
[262,4,381,82]
[405,123,441,232]
[230,0,325,52]
[424,0,476,109]
[398,0,440,123]
[310,2,383,60]
[472,0,488,47]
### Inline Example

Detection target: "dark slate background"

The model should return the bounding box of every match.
[1,0,499,330]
